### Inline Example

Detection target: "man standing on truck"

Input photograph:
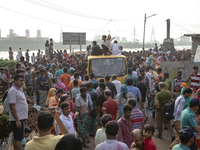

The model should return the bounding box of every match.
[102,35,111,54]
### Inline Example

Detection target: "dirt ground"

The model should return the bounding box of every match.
[84,116,174,150]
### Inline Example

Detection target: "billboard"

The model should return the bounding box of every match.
[63,32,86,45]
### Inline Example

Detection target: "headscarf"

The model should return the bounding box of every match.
[120,84,128,98]
[181,82,189,88]
[48,88,56,98]
[54,78,67,91]
[196,89,200,102]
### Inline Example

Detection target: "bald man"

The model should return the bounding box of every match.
[130,129,143,150]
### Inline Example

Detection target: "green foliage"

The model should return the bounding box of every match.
[0,58,18,68]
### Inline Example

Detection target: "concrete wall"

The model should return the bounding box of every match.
[160,61,200,79]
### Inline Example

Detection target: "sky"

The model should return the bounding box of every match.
[0,0,200,43]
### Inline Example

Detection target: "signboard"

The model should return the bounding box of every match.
[194,45,200,62]
[63,32,86,45]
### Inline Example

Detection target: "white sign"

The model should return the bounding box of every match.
[194,45,200,62]
[63,32,86,45]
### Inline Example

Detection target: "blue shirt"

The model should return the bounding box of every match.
[146,56,153,65]
[38,76,47,91]
[124,75,138,85]
[90,79,99,86]
[172,144,190,150]
[67,69,71,75]
[55,69,64,78]
[127,85,141,108]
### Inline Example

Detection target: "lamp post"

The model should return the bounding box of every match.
[142,14,157,50]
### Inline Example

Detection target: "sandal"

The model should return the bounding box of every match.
[155,134,163,139]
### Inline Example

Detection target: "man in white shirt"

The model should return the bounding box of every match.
[95,121,129,150]
[167,49,171,56]
[111,40,121,55]
[111,75,121,94]
[31,53,36,64]
[18,48,22,59]
[45,44,50,60]
[173,88,193,138]
[102,35,111,53]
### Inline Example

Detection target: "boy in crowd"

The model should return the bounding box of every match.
[143,124,157,150]
[95,114,112,146]
[22,127,32,149]
[71,80,80,103]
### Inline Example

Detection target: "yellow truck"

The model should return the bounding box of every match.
[87,55,128,84]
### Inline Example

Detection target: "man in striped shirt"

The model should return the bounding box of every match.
[128,98,144,131]
[186,66,200,88]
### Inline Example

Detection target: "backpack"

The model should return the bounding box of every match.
[164,100,175,121]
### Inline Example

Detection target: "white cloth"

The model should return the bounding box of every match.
[85,51,89,59]
[95,139,129,150]
[95,128,106,146]
[132,71,137,78]
[70,75,82,81]
[31,55,35,64]
[18,50,22,59]
[112,80,121,94]
[167,50,171,56]
[173,95,185,122]
[102,40,111,50]
[58,113,75,135]
[48,72,53,78]
[111,43,121,55]
[146,72,152,89]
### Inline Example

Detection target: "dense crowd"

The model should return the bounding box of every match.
[1,36,199,150]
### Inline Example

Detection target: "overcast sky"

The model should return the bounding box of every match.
[1,0,200,43]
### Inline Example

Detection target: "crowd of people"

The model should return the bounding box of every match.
[1,36,199,150]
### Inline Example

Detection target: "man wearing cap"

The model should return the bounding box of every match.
[172,126,195,150]
[172,98,200,149]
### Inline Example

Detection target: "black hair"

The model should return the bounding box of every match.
[105,75,110,81]
[100,83,105,90]
[114,40,118,43]
[86,82,92,89]
[56,88,64,95]
[25,127,32,134]
[14,74,24,81]
[54,134,82,150]
[40,69,45,73]
[157,67,162,73]
[105,121,118,136]
[112,75,117,80]
[59,64,62,69]
[193,86,199,90]
[61,102,69,110]
[80,87,87,93]
[73,80,78,86]
[84,75,89,81]
[63,67,68,73]
[132,65,136,71]
[164,72,169,78]
[90,73,95,78]
[104,90,112,96]
[16,69,25,74]
[128,69,132,74]
[179,132,194,145]
[26,67,30,71]
[20,56,24,61]
[93,83,98,89]
[99,79,105,83]
[101,114,112,128]
[144,124,155,134]
[127,78,133,85]
[177,71,182,74]
[123,105,132,112]
[193,66,198,70]
[146,67,150,72]
[16,63,21,69]
[128,98,136,107]
[80,84,86,88]
[183,88,193,94]
[74,73,79,79]
[137,76,142,81]
[38,111,54,132]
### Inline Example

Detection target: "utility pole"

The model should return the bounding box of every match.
[133,25,136,43]
[150,26,156,43]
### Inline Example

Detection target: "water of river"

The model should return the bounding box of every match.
[0,46,191,60]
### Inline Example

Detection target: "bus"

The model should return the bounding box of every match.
[87,55,128,84]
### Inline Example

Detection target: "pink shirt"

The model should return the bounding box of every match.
[117,115,132,148]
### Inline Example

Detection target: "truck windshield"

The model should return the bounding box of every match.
[89,58,127,78]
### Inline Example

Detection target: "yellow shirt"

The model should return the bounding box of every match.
[25,134,64,150]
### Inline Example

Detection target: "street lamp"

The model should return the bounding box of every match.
[142,14,157,50]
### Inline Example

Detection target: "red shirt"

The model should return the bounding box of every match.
[102,99,119,120]
[143,137,157,150]
[69,58,73,63]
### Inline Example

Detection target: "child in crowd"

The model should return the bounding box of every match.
[173,85,181,100]
[22,127,32,149]
[71,80,80,103]
[143,124,157,150]
[192,86,199,98]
